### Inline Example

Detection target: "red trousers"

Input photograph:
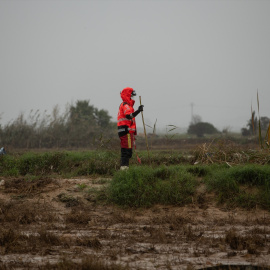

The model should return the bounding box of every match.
[120,133,134,149]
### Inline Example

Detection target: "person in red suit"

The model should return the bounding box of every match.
[117,87,144,170]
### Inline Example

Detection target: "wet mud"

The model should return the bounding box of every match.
[0,177,270,269]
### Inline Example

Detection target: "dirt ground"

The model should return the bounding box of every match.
[0,177,270,270]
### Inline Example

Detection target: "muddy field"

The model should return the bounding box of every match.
[0,177,270,269]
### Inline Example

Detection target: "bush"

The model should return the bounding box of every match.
[228,165,270,185]
[108,166,197,207]
[205,165,270,209]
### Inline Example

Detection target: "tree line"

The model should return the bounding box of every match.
[0,100,117,149]
[1,101,269,149]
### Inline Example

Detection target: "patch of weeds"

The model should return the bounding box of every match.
[108,165,197,207]
[18,152,66,176]
[152,166,174,180]
[75,183,87,191]
[57,193,79,207]
[228,165,270,186]
[186,165,211,177]
[0,155,19,177]
[64,151,118,176]
[157,170,196,206]
[205,165,270,210]
[234,192,258,209]
[85,187,109,203]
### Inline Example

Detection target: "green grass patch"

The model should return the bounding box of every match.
[108,165,197,207]
[205,164,270,209]
[0,151,119,177]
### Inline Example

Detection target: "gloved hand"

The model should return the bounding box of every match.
[138,105,144,112]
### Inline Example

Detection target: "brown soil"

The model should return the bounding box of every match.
[0,177,270,269]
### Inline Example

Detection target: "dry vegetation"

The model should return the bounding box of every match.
[0,174,270,270]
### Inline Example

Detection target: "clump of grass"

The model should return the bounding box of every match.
[205,165,270,209]
[57,193,80,207]
[0,151,119,177]
[228,165,270,185]
[62,151,119,176]
[18,152,66,175]
[186,165,211,177]
[0,155,20,176]
[108,166,197,207]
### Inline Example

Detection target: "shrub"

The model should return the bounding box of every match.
[108,166,197,207]
[205,165,270,209]
[228,165,270,185]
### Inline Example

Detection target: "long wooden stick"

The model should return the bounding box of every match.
[139,96,150,163]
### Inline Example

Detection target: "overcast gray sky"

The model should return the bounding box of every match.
[1,0,270,133]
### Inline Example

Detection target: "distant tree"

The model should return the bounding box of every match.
[241,111,269,136]
[69,100,96,127]
[187,122,219,137]
[67,100,113,147]
[68,100,112,128]
[260,116,270,131]
[94,108,112,129]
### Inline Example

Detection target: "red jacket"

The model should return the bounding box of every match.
[117,87,137,137]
